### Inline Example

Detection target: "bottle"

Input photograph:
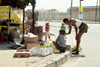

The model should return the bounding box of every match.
[61,23,66,30]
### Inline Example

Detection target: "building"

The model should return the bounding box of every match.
[67,6,100,13]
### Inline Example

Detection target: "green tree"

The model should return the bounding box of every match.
[51,9,58,11]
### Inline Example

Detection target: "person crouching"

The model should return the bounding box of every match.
[53,29,67,53]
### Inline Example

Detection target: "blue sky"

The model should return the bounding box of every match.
[25,0,99,12]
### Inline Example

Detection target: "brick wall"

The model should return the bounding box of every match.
[68,7,100,13]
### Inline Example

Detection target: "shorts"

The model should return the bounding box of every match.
[54,42,66,52]
[45,31,50,36]
[79,23,88,33]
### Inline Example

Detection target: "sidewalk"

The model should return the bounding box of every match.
[0,42,71,67]
[0,21,74,67]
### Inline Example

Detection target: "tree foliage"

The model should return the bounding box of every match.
[0,0,30,9]
[51,9,58,11]
[17,0,29,9]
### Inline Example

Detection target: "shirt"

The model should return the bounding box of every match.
[75,19,83,28]
[71,18,83,28]
[45,26,50,31]
[56,34,67,47]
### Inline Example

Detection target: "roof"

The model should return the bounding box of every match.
[26,9,59,13]
[35,9,50,13]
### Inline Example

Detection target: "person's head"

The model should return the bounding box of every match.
[45,22,49,26]
[63,18,70,25]
[59,29,65,35]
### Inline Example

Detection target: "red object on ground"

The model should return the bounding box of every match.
[0,35,4,42]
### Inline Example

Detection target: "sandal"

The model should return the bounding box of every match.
[72,52,79,54]
[71,49,76,52]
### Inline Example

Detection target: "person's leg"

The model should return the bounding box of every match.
[48,32,50,40]
[45,33,47,41]
[48,35,50,40]
[75,33,83,53]
[45,36,47,41]
[45,32,48,41]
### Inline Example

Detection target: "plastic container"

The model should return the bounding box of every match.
[31,46,53,56]
[61,23,66,30]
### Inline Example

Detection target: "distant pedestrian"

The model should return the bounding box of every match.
[63,18,88,54]
[53,29,67,53]
[45,22,50,41]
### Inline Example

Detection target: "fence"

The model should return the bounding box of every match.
[38,11,100,22]
[38,11,69,21]
[72,11,100,22]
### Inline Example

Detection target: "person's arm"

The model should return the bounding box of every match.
[65,24,72,35]
[72,20,78,36]
[56,35,60,42]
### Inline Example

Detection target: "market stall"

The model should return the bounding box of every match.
[0,0,30,43]
[0,6,21,43]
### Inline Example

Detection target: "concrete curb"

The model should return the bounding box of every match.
[35,51,71,67]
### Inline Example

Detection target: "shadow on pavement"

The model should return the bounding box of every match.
[71,54,85,58]
[0,42,25,50]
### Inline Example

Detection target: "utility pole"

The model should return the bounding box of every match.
[95,0,98,22]
[70,0,73,20]
[79,0,83,20]
[79,0,82,20]
[80,0,81,7]
[99,0,100,22]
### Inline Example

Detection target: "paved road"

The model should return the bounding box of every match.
[59,24,100,67]
[38,21,100,67]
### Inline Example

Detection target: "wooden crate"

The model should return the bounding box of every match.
[14,49,31,57]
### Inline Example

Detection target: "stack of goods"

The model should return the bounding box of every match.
[31,41,53,56]
[24,33,40,49]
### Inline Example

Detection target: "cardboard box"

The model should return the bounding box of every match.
[26,43,40,49]
[24,36,38,43]
[66,45,71,50]
[14,49,31,57]
[31,46,53,56]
